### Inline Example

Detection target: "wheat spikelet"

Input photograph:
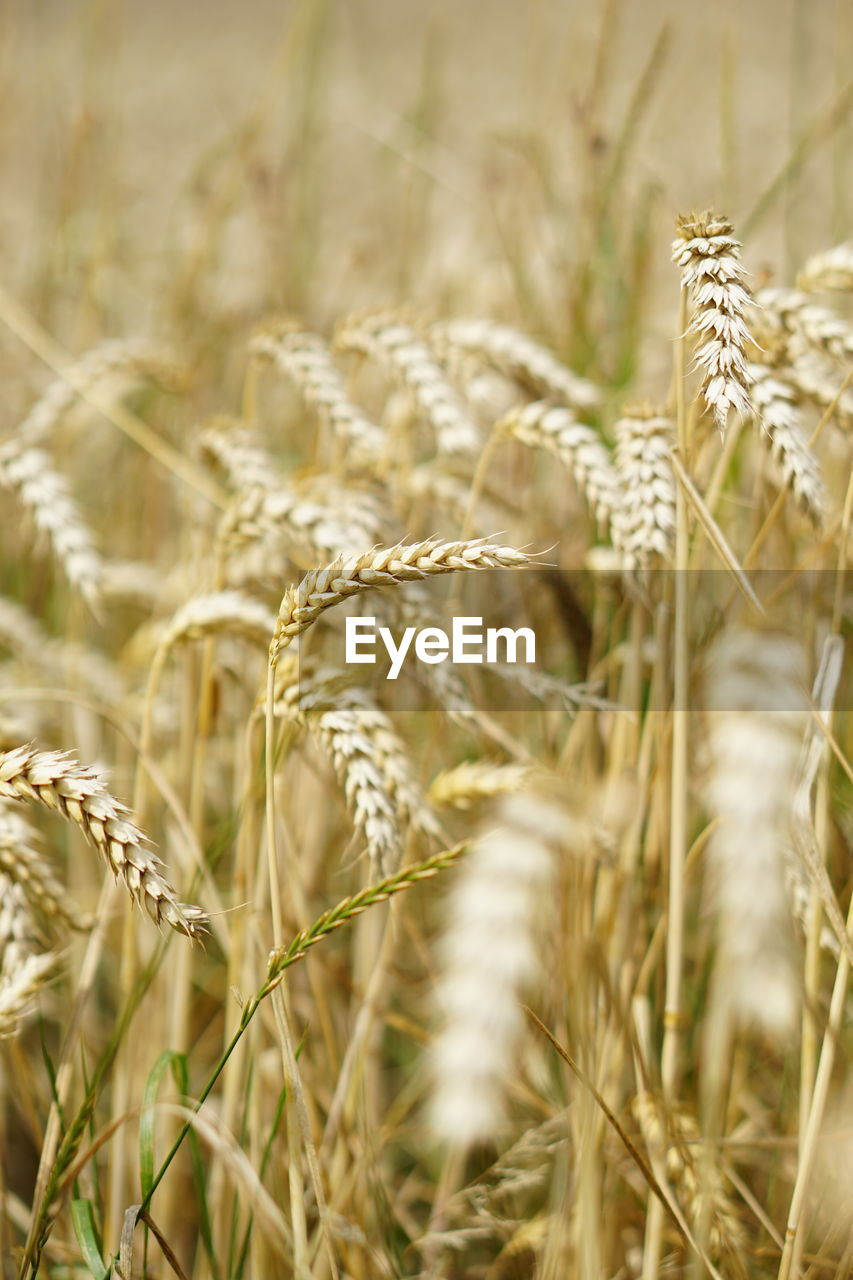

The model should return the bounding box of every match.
[702,628,808,1036]
[0,445,102,603]
[250,322,386,461]
[611,405,676,568]
[429,792,562,1149]
[0,746,208,938]
[797,241,853,292]
[672,211,754,431]
[747,362,825,524]
[427,760,532,810]
[498,400,618,525]
[0,949,58,1038]
[270,537,535,663]
[334,311,481,455]
[430,318,601,413]
[276,665,435,873]
[757,286,853,362]
[16,339,181,448]
[0,803,91,932]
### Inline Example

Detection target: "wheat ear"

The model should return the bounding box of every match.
[612,405,677,568]
[250,322,386,460]
[0,950,58,1038]
[498,401,618,526]
[797,241,853,292]
[0,746,207,938]
[747,362,825,525]
[334,311,481,455]
[269,537,536,663]
[429,317,601,413]
[672,211,754,431]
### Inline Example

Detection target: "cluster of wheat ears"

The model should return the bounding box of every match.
[0,207,850,1280]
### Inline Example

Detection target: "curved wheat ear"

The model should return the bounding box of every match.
[611,406,676,568]
[250,322,386,461]
[225,481,386,570]
[756,287,853,362]
[334,311,481,455]
[702,628,808,1036]
[157,591,277,652]
[747,363,825,525]
[0,746,208,938]
[429,792,562,1149]
[16,339,181,449]
[276,665,436,873]
[0,445,102,604]
[0,950,58,1038]
[269,537,536,663]
[427,760,532,810]
[430,317,601,413]
[498,401,618,526]
[672,210,754,432]
[0,804,91,932]
[797,241,853,293]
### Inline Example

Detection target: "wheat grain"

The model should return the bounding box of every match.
[498,400,618,525]
[611,405,677,568]
[269,537,536,663]
[672,211,754,431]
[250,322,386,461]
[335,311,481,455]
[201,419,284,493]
[430,318,601,413]
[0,745,207,938]
[747,362,825,524]
[429,792,562,1149]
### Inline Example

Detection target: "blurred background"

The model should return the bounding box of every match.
[1,0,850,400]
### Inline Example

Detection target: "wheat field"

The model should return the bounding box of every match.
[0,1,851,1277]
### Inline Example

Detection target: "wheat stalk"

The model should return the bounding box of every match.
[672,211,754,431]
[0,746,207,938]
